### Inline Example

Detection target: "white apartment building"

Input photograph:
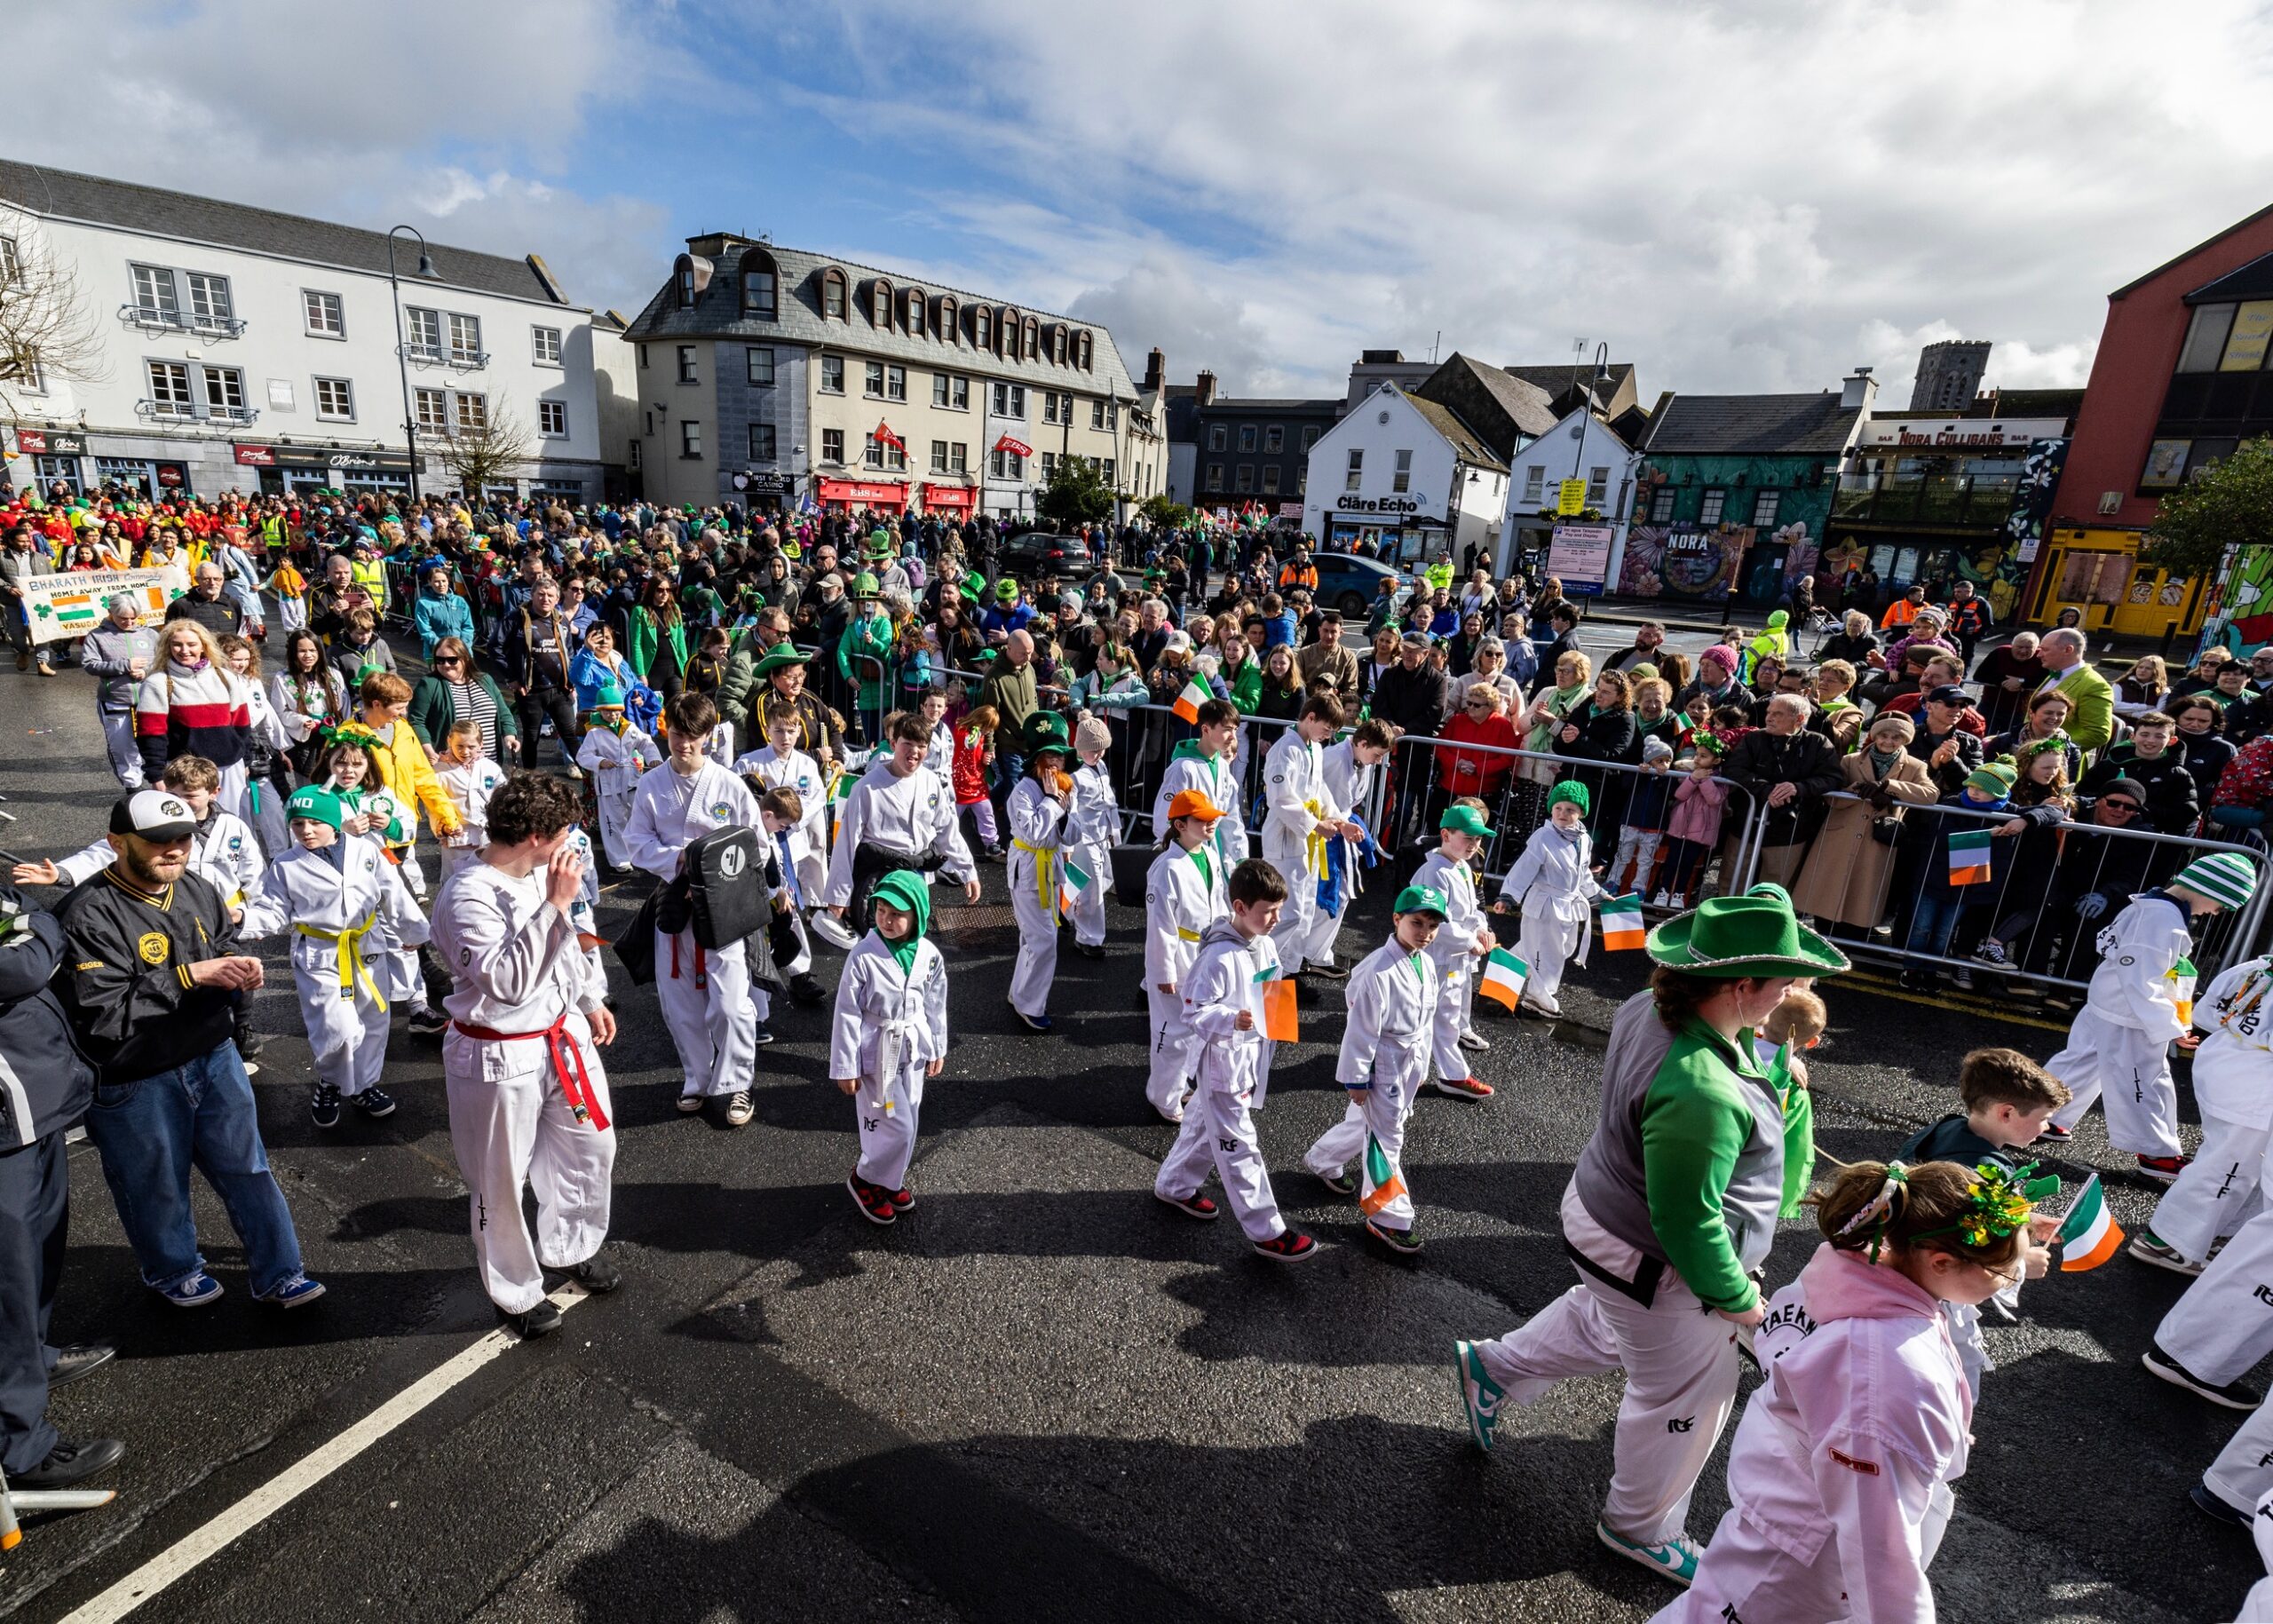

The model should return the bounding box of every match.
[1301,384,1508,567]
[0,159,606,503]
[1500,405,1643,580]
[622,233,1168,521]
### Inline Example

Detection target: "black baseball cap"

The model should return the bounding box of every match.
[1924,684,1970,708]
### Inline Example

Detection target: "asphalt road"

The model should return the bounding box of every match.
[0,617,2259,1624]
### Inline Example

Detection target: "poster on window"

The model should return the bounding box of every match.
[1548,524,1614,596]
[18,566,188,646]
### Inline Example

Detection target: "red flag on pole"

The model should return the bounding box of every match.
[993,434,1033,457]
[874,420,905,450]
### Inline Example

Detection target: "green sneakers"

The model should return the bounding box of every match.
[1595,1521,1700,1587]
[1452,1340,1505,1451]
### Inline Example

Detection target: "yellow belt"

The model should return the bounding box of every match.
[1303,798,1329,878]
[1011,838,1058,918]
[1176,926,1202,943]
[297,913,385,1011]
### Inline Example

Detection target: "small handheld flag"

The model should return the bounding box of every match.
[1172,678,1212,725]
[1057,855,1091,916]
[1478,947,1529,1010]
[1260,978,1299,1043]
[2171,955,2198,1026]
[1599,894,1646,950]
[1358,1132,1408,1217]
[1947,828,1993,886]
[2056,1173,2124,1271]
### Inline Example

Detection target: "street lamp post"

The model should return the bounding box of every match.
[386,226,444,504]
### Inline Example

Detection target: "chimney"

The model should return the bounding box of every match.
[1195,370,1217,408]
[1841,366,1877,412]
[1144,347,1165,392]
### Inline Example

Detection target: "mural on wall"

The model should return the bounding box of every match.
[1622,456,1832,603]
[1620,524,1751,601]
[2198,542,2273,660]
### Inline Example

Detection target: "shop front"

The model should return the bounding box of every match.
[9,428,91,494]
[729,470,794,516]
[90,444,192,499]
[1327,495,1440,564]
[920,480,977,517]
[2026,526,2209,641]
[816,478,908,514]
[236,445,413,501]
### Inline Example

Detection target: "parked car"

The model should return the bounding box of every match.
[1311,551,1406,619]
[994,529,1088,581]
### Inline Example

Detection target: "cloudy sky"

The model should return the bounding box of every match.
[14,0,2273,406]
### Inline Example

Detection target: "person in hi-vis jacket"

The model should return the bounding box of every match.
[1141,788,1232,1124]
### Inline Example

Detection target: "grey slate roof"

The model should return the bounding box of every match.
[1643,392,1863,456]
[1406,395,1509,473]
[0,158,566,305]
[1202,397,1339,413]
[1502,360,1637,409]
[622,237,1145,401]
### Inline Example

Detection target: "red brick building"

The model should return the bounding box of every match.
[2022,202,2273,637]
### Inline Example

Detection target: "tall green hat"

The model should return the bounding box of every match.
[995,577,1019,602]
[1645,894,1850,978]
[854,571,881,598]
[2174,851,2258,910]
[962,569,986,602]
[867,527,895,556]
[1025,710,1072,757]
[286,786,343,830]
[590,677,626,709]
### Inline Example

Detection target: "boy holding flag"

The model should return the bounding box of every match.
[1152,699,1248,864]
[1263,693,1363,975]
[1004,712,1074,1034]
[1142,789,1232,1124]
[1413,803,1498,1100]
[1494,780,1604,1020]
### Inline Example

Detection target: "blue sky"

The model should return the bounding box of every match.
[14,0,2273,405]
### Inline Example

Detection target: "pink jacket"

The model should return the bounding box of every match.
[1667,771,1730,846]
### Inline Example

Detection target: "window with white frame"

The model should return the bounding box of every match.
[742,267,776,319]
[930,440,949,473]
[416,387,448,431]
[677,345,697,384]
[1239,424,1256,453]
[313,376,354,421]
[454,391,487,432]
[952,376,970,410]
[886,365,906,402]
[1699,488,1726,524]
[1751,488,1779,527]
[1040,451,1057,482]
[864,360,884,398]
[990,448,1024,479]
[1103,458,1116,487]
[1585,466,1611,506]
[932,373,950,408]
[186,273,232,324]
[746,346,774,387]
[447,313,482,363]
[680,420,702,458]
[1650,487,1675,523]
[1392,449,1412,493]
[539,399,567,436]
[748,422,775,460]
[1208,424,1225,451]
[1042,392,1060,425]
[1262,464,1280,493]
[865,433,905,471]
[1263,424,1283,453]
[1344,448,1363,493]
[821,428,844,463]
[203,366,244,413]
[304,289,345,337]
[0,237,18,286]
[1235,464,1255,492]
[147,360,194,416]
[532,326,562,366]
[131,265,178,318]
[949,441,967,472]
[1300,424,1320,451]
[1522,464,1546,503]
[1091,399,1106,430]
[820,354,844,393]
[407,306,442,358]
[992,382,1026,417]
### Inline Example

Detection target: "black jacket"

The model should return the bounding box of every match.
[1724,727,1842,844]
[57,869,241,1085]
[0,891,94,1145]
[2079,743,2201,836]
[1370,662,1448,740]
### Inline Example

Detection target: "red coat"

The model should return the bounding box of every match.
[951,724,991,804]
[1436,713,1521,803]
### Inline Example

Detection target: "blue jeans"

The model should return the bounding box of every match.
[1905,891,1968,962]
[83,1042,305,1297]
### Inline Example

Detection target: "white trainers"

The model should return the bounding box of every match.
[1651,890,1671,908]
[1596,1521,1701,1587]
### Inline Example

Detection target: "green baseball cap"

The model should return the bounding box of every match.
[1440,804,1495,840]
[1394,884,1448,918]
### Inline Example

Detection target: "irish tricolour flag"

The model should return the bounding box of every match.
[1358,1131,1407,1217]
[1478,947,1528,1010]
[1947,828,1993,886]
[1600,894,1646,951]
[2057,1172,2124,1271]
[1171,678,1212,724]
[1057,856,1090,916]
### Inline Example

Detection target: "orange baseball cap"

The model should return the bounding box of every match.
[1167,789,1227,822]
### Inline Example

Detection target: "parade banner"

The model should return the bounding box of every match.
[19,566,188,646]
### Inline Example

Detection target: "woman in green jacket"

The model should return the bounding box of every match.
[622,575,689,699]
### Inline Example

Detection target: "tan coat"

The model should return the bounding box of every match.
[1790,750,1939,926]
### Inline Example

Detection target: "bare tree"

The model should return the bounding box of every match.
[433,395,535,496]
[0,204,105,421]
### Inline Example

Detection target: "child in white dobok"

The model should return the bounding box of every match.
[1303,884,1445,1256]
[832,870,949,1226]
[1411,803,1499,1101]
[1152,858,1319,1263]
[1497,779,1604,1019]
[1263,693,1360,975]
[1005,711,1074,1034]
[1062,716,1121,957]
[575,678,661,872]
[734,707,828,909]
[1141,788,1232,1124]
[435,719,510,883]
[2134,955,2273,1271]
[237,785,427,1129]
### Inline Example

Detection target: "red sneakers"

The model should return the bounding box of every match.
[1434,1075,1494,1100]
[847,1173,899,1224]
[1253,1231,1319,1262]
[1155,1190,1220,1221]
[889,1186,915,1214]
[2136,1154,2190,1185]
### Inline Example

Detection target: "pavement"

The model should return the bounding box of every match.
[0,628,2263,1624]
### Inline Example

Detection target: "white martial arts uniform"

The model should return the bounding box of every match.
[1153,922,1288,1242]
[2044,890,2196,1159]
[820,756,977,909]
[1063,757,1119,950]
[703,719,737,769]
[1659,1244,1971,1623]
[1411,849,1488,1082]
[1141,841,1229,1121]
[624,759,762,1102]
[1151,745,1250,863]
[1262,728,1342,970]
[1303,938,1437,1231]
[2151,957,2273,1264]
[1005,775,1067,1020]
[51,807,265,907]
[431,856,614,1316]
[1499,819,1603,1015]
[1295,739,1378,971]
[241,685,292,859]
[733,743,828,903]
[237,838,428,1097]
[436,757,511,882]
[829,931,950,1191]
[576,718,661,870]
[334,783,430,1007]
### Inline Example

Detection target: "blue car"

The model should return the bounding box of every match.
[1311,551,1406,619]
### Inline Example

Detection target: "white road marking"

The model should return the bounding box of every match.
[58,1283,589,1623]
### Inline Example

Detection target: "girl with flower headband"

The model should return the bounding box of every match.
[1666,1158,2051,1621]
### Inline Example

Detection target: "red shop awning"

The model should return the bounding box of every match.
[816,479,909,507]
[922,483,977,510]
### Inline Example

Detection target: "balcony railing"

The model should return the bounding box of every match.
[400,342,488,369]
[117,303,246,340]
[1831,472,2021,526]
[135,400,259,427]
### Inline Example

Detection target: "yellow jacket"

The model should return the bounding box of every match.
[364,716,462,840]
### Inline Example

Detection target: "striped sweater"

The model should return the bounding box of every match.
[135,660,251,775]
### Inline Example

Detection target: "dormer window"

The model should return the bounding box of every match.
[871,280,892,328]
[1052,324,1068,366]
[1024,316,1040,362]
[740,250,778,319]
[1001,308,1019,358]
[904,287,925,337]
[677,266,696,307]
[820,266,848,321]
[1078,330,1094,372]
[939,294,960,345]
[973,305,992,350]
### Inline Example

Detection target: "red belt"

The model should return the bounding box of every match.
[668,934,708,990]
[450,1012,610,1131]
